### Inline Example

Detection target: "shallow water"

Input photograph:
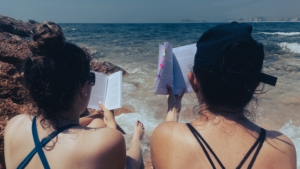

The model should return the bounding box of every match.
[61,23,300,166]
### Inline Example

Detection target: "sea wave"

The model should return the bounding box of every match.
[259,32,300,36]
[278,42,300,54]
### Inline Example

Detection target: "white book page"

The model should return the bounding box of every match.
[173,44,196,93]
[88,72,108,110]
[154,44,164,92]
[105,71,122,110]
[154,42,174,95]
[173,55,187,95]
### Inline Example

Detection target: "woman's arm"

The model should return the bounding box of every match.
[80,103,117,129]
[79,113,103,127]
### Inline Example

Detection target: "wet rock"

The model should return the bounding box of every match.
[91,61,128,76]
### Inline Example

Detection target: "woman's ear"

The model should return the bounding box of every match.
[188,71,200,93]
[80,81,89,98]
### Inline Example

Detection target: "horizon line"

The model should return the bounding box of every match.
[57,21,300,24]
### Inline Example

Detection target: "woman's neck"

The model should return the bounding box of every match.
[39,110,80,130]
[195,105,249,126]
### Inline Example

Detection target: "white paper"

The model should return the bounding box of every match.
[173,43,196,93]
[105,71,122,110]
[173,55,187,95]
[88,72,108,109]
[154,42,174,94]
[88,71,122,110]
[154,43,196,95]
[154,44,165,93]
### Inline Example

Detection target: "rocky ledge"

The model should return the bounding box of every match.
[0,15,128,168]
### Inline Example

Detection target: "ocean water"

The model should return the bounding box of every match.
[61,23,300,166]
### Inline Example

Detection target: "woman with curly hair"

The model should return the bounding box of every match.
[4,22,144,169]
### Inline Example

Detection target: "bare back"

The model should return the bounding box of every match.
[151,119,296,169]
[4,114,126,169]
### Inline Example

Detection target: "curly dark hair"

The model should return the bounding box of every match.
[193,42,261,115]
[24,21,91,128]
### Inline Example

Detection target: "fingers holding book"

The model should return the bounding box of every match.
[166,85,186,113]
[99,101,117,129]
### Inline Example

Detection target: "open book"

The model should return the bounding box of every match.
[154,42,196,95]
[88,71,122,110]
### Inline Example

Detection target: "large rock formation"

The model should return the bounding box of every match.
[0,15,128,169]
[0,16,39,169]
[0,15,38,37]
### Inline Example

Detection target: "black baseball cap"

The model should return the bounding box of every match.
[194,22,277,86]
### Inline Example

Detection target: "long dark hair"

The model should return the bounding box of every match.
[24,22,91,128]
[193,42,261,116]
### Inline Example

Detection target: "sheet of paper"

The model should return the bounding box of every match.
[173,55,187,95]
[105,71,122,110]
[154,44,165,93]
[173,44,196,93]
[154,42,174,94]
[88,72,108,110]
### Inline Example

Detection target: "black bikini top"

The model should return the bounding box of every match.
[186,123,266,169]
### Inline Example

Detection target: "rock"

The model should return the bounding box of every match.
[114,106,135,116]
[0,62,23,101]
[0,15,40,37]
[0,16,39,168]
[87,105,135,117]
[91,61,128,76]
[0,37,31,69]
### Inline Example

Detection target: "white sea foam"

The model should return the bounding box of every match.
[260,32,300,36]
[279,121,300,168]
[279,42,300,54]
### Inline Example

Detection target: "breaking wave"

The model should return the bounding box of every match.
[260,32,300,36]
[278,42,300,54]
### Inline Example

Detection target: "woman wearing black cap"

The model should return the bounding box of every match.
[151,22,296,169]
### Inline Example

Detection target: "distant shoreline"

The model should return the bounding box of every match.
[237,21,300,23]
[58,21,300,24]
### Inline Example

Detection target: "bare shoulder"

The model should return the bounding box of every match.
[85,127,125,152]
[263,129,296,168]
[96,127,125,147]
[152,121,187,138]
[151,122,195,169]
[151,121,191,144]
[4,114,33,166]
[265,130,296,153]
[81,127,126,169]
[5,114,32,135]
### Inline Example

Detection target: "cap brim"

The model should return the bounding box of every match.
[259,73,277,86]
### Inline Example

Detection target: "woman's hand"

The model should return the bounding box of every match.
[165,85,185,122]
[98,102,117,129]
[166,85,186,113]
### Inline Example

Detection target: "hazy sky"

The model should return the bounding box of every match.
[0,0,300,23]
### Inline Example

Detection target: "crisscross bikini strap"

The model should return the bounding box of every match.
[247,128,266,169]
[186,123,225,169]
[236,128,266,169]
[17,147,38,169]
[186,123,266,169]
[17,116,79,169]
[32,116,51,169]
